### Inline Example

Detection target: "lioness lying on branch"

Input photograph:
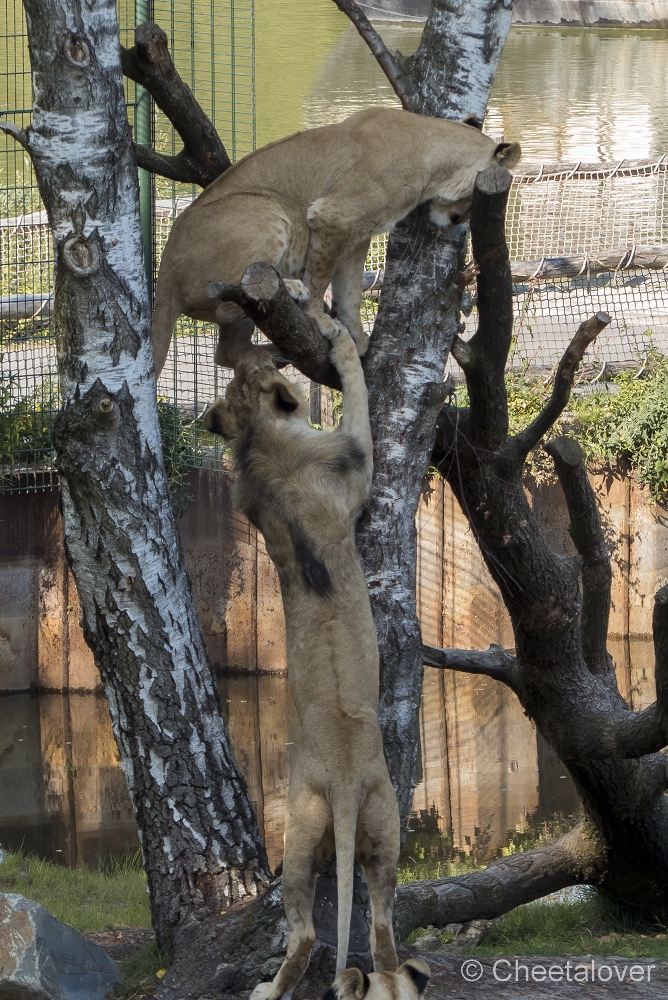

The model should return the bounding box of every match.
[203,323,399,999]
[152,107,520,371]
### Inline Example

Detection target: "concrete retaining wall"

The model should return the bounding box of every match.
[512,0,668,27]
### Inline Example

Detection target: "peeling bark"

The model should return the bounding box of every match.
[20,0,270,954]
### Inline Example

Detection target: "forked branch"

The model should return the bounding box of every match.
[511,313,611,459]
[331,0,416,108]
[121,22,230,187]
[545,437,614,678]
[566,585,668,761]
[207,263,342,389]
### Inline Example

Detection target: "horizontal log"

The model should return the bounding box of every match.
[511,245,668,281]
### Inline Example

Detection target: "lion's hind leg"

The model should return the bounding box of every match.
[330,240,372,355]
[251,784,334,1000]
[356,779,401,973]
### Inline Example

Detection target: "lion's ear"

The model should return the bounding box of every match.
[331,968,371,1000]
[399,959,431,997]
[463,114,483,130]
[202,398,240,440]
[273,381,302,414]
[493,141,521,170]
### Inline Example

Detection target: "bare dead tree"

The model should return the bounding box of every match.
[425,165,668,919]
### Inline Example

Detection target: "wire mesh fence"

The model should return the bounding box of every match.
[0,0,254,490]
[1,1,667,489]
[502,157,668,372]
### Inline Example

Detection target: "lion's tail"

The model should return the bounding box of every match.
[333,790,360,977]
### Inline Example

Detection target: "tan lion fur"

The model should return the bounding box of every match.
[153,107,520,371]
[323,959,431,1000]
[203,326,400,999]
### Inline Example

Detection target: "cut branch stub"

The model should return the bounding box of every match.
[121,22,230,187]
[545,436,614,678]
[207,263,342,390]
[456,164,514,451]
[64,33,91,68]
[511,312,611,458]
[135,21,173,78]
[0,119,30,149]
[423,642,519,690]
[63,234,100,277]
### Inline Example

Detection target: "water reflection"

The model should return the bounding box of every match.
[0,669,580,871]
[256,17,668,162]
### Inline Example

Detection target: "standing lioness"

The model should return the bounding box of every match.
[153,107,520,371]
[203,326,400,999]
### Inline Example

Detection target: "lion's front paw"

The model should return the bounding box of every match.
[283,279,310,303]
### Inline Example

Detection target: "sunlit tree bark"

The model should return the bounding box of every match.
[7,0,270,956]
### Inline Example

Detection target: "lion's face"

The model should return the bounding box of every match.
[323,960,430,1000]
[202,345,310,443]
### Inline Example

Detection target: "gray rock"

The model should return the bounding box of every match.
[460,919,492,946]
[414,931,445,954]
[0,893,121,1000]
[444,923,464,937]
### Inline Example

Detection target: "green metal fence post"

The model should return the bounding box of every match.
[135,0,154,302]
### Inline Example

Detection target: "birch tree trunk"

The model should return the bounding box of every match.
[18,0,270,954]
[357,0,514,822]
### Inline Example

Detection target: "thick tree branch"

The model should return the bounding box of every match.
[579,586,668,760]
[394,825,602,940]
[207,263,342,389]
[510,313,611,459]
[331,0,416,107]
[121,22,230,187]
[423,643,519,691]
[454,165,513,451]
[545,437,614,679]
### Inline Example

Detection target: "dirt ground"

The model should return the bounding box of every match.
[86,930,668,999]
[419,951,668,999]
[86,926,154,961]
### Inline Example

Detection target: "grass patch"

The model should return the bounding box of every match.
[475,890,668,959]
[398,813,576,884]
[116,942,167,1000]
[0,849,151,932]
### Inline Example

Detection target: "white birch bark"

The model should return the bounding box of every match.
[359,0,513,821]
[20,0,270,952]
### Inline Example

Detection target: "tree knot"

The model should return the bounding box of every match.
[63,233,100,277]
